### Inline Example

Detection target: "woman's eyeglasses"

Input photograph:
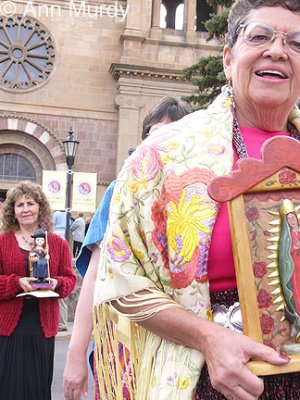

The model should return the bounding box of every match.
[235,21,300,57]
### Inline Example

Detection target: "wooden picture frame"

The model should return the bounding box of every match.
[208,136,300,376]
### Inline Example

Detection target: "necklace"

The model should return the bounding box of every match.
[22,235,34,248]
[231,109,300,159]
[232,115,248,159]
[222,84,300,157]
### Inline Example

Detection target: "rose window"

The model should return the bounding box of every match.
[0,15,55,91]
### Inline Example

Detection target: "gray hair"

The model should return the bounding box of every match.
[227,0,300,48]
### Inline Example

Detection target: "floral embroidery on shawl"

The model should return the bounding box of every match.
[131,145,163,186]
[151,167,219,289]
[107,231,132,262]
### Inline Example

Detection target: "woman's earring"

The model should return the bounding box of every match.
[222,81,235,108]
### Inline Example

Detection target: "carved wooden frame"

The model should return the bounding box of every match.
[208,136,300,376]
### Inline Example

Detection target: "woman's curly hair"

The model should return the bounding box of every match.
[1,181,53,233]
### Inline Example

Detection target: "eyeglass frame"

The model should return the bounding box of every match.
[234,21,300,57]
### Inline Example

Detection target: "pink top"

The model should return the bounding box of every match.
[208,126,289,292]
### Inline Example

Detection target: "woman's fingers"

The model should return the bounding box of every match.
[203,326,264,399]
[64,384,87,400]
[71,386,84,400]
[204,322,291,400]
[248,342,290,366]
[49,277,58,289]
[18,277,37,292]
[63,353,88,400]
[209,361,264,399]
[217,364,264,400]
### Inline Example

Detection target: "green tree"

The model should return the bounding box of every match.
[183,0,233,109]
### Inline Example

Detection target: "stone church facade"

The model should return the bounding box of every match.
[0,0,222,202]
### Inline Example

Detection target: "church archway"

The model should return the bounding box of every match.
[0,116,66,192]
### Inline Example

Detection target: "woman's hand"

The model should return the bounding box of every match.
[48,278,58,290]
[202,323,290,400]
[63,349,88,400]
[18,277,37,292]
[119,294,290,400]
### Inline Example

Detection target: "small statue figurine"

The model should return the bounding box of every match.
[278,199,300,353]
[29,228,53,289]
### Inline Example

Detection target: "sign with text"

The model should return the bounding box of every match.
[72,172,97,212]
[42,170,67,210]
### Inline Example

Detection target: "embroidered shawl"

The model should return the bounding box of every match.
[93,89,300,400]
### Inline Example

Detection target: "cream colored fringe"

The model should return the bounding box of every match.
[93,289,179,399]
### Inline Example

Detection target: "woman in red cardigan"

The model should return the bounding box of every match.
[0,180,77,400]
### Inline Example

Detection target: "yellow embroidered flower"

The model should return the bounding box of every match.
[208,144,225,156]
[206,307,213,321]
[128,181,138,193]
[167,191,216,261]
[138,178,148,189]
[178,376,189,390]
[132,248,145,262]
[168,140,180,150]
[225,97,233,108]
[202,129,214,138]
[151,375,157,388]
[112,194,120,205]
[108,268,113,279]
[161,153,170,165]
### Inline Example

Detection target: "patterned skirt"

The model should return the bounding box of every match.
[194,289,300,400]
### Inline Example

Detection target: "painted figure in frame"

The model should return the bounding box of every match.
[278,199,300,351]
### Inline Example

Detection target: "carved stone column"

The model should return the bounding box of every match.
[115,92,145,170]
[124,0,143,38]
[185,0,197,43]
[150,0,162,39]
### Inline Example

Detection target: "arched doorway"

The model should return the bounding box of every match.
[0,116,66,196]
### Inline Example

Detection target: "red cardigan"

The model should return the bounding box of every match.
[0,232,77,338]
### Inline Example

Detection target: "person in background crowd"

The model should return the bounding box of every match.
[52,209,70,332]
[70,212,85,258]
[84,212,95,235]
[63,96,191,400]
[0,197,5,230]
[53,209,67,239]
[92,1,300,399]
[0,181,76,400]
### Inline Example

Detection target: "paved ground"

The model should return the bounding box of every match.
[52,324,95,400]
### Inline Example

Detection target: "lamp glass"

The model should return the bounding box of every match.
[63,139,79,158]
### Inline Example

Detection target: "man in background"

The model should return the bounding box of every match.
[70,212,85,258]
[53,209,69,332]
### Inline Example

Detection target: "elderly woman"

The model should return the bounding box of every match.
[93,1,300,399]
[0,181,77,400]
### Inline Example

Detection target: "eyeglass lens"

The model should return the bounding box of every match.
[242,22,300,55]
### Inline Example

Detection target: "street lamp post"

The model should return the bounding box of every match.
[63,128,79,244]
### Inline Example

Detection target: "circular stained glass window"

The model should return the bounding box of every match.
[0,15,55,91]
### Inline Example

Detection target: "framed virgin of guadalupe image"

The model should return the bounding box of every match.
[208,136,300,376]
